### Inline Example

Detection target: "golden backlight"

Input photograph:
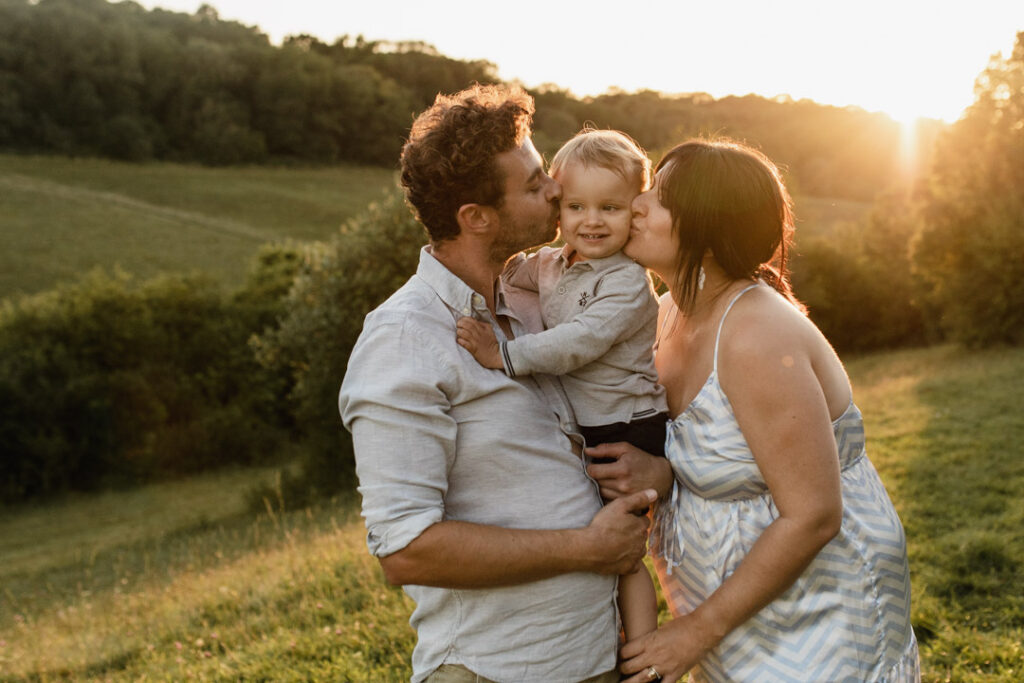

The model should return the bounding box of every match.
[138,0,1022,124]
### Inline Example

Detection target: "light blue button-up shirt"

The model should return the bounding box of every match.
[339,247,618,683]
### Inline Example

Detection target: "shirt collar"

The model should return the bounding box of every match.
[417,246,496,318]
[557,244,635,273]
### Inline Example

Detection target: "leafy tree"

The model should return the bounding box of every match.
[913,31,1024,346]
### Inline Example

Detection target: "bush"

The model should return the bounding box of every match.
[254,189,425,499]
[914,197,1024,348]
[792,195,928,352]
[0,248,302,504]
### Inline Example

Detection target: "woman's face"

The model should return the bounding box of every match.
[624,165,678,281]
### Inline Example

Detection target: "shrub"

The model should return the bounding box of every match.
[0,249,301,504]
[792,195,928,352]
[254,189,425,500]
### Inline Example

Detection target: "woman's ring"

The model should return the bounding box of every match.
[646,666,661,681]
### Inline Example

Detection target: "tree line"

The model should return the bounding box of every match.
[1,0,938,201]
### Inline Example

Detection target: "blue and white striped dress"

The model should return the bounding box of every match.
[651,285,920,682]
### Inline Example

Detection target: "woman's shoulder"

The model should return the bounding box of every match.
[719,285,824,362]
[720,284,853,420]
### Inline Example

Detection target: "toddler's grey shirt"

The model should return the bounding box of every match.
[500,246,667,427]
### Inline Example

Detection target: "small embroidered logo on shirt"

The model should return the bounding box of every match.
[578,292,590,307]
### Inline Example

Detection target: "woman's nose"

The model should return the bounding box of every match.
[631,193,646,216]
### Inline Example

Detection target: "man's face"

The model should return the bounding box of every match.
[490,137,562,261]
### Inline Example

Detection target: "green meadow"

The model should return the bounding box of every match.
[1,345,1021,681]
[0,153,867,301]
[1,155,1019,681]
[0,154,397,298]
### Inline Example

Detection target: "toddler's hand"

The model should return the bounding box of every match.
[456,317,502,369]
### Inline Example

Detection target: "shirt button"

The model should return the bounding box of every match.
[557,286,566,295]
[460,307,471,316]
[472,294,484,307]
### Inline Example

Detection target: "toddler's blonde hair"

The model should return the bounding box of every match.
[549,127,651,191]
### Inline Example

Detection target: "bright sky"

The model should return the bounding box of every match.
[139,0,1023,123]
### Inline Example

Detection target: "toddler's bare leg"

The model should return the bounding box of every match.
[618,564,658,642]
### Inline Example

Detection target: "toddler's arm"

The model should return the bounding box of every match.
[456,317,502,369]
[503,266,656,377]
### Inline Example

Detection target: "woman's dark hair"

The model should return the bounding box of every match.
[656,139,804,313]
[400,84,535,243]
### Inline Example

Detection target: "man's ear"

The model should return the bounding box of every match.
[456,203,497,236]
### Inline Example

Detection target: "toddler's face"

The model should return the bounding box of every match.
[555,162,638,261]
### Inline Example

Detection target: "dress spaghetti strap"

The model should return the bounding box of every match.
[712,284,761,374]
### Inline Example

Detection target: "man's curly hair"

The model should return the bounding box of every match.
[400,84,535,243]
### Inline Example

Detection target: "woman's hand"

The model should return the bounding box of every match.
[586,442,674,502]
[619,612,719,683]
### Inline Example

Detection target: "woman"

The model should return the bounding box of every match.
[587,139,920,682]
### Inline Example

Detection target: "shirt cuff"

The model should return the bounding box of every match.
[499,340,516,377]
[366,509,443,558]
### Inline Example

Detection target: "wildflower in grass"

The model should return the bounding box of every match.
[175,641,183,650]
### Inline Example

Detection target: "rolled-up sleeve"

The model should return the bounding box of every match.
[339,310,456,558]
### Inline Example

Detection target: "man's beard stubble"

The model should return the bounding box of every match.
[489,202,560,264]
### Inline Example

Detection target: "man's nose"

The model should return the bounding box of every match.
[546,175,562,202]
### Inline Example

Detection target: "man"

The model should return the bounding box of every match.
[339,84,657,683]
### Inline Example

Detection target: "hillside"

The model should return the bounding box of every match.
[0,154,870,301]
[0,154,397,298]
[1,345,1021,681]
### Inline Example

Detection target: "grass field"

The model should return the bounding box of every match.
[0,154,398,298]
[0,154,868,301]
[1,344,1021,681]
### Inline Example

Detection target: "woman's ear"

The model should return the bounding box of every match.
[456,203,497,236]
